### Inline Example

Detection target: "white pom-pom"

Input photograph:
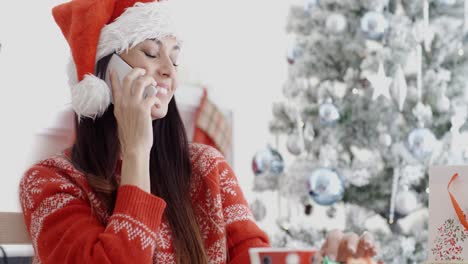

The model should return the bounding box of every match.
[71,74,112,121]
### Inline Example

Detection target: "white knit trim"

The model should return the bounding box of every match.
[96,1,182,62]
[71,74,112,121]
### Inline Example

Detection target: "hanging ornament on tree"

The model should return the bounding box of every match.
[436,0,457,6]
[326,13,347,34]
[368,62,392,100]
[395,190,420,216]
[407,127,437,160]
[287,132,304,156]
[303,121,315,147]
[379,133,393,147]
[250,199,267,221]
[304,0,319,13]
[391,65,408,111]
[360,11,388,41]
[319,99,340,125]
[307,168,345,206]
[252,146,285,176]
[435,95,451,113]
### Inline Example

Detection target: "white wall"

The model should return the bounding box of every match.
[0,0,300,231]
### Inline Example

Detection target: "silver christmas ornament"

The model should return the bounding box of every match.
[252,146,285,176]
[319,100,340,125]
[326,13,347,34]
[361,11,388,40]
[304,0,319,13]
[395,190,420,216]
[408,127,437,160]
[391,65,408,111]
[437,0,457,6]
[250,199,267,221]
[308,168,345,206]
[287,132,304,156]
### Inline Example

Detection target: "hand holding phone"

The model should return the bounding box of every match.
[105,54,158,102]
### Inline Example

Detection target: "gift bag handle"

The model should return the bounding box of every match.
[448,173,468,230]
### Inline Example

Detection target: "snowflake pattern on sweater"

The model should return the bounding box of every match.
[19,143,269,264]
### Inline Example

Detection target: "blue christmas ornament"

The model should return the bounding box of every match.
[319,101,340,125]
[252,146,285,176]
[360,11,388,40]
[304,0,319,13]
[308,168,345,206]
[408,127,437,160]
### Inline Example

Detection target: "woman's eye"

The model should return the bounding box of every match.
[144,52,157,58]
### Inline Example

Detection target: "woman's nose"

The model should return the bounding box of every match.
[157,54,175,78]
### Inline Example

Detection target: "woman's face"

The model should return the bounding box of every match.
[118,36,180,120]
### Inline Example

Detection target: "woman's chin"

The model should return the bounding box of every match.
[151,104,168,120]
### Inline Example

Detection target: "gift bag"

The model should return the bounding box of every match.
[428,166,468,261]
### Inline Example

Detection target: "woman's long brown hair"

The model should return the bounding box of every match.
[70,53,208,263]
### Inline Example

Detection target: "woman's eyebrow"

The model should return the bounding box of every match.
[152,39,180,51]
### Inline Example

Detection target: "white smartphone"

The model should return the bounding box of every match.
[105,54,158,102]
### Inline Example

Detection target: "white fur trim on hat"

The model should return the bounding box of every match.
[96,0,182,61]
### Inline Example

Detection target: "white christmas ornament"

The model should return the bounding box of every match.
[391,65,408,111]
[303,121,315,143]
[368,63,392,100]
[287,132,304,156]
[436,96,451,112]
[395,190,420,216]
[379,133,393,147]
[326,13,347,34]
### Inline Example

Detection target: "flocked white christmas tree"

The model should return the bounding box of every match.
[250,0,468,262]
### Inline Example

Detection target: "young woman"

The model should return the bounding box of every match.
[19,0,377,263]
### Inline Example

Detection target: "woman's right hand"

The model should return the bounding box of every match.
[109,68,161,157]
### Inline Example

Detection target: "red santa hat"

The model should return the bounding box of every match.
[52,0,182,120]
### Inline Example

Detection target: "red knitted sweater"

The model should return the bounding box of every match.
[19,143,270,263]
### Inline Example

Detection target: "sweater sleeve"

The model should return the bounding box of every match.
[19,164,166,264]
[213,152,270,264]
